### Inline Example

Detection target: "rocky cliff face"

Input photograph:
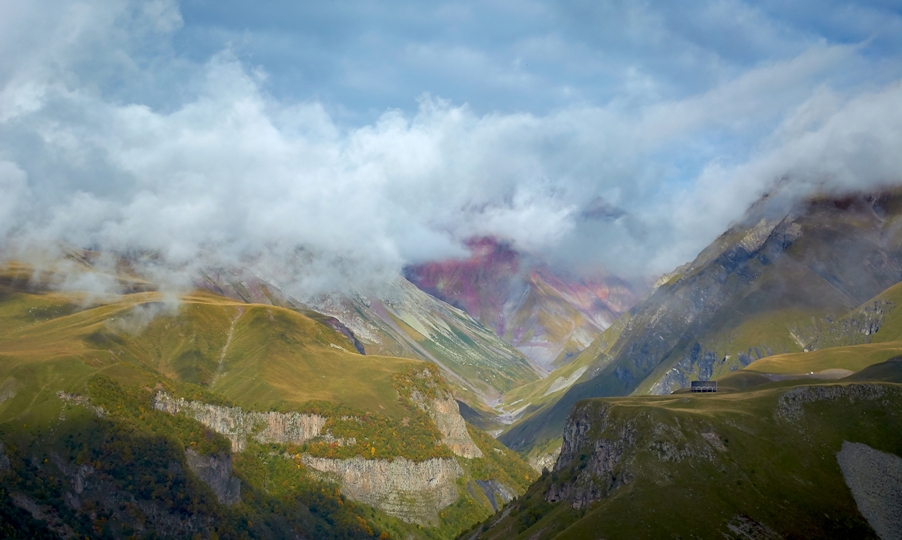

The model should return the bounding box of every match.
[153,389,494,525]
[185,449,241,505]
[413,391,483,459]
[0,439,10,471]
[302,456,463,525]
[153,392,327,452]
[775,383,890,421]
[544,403,636,509]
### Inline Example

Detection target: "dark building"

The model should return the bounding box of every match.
[691,380,717,392]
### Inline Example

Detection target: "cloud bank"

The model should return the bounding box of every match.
[0,0,901,297]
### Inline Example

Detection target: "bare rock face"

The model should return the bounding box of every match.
[428,394,483,458]
[527,446,561,473]
[776,384,891,422]
[473,479,515,512]
[837,441,902,540]
[153,392,327,451]
[301,456,463,525]
[185,449,241,505]
[546,403,636,509]
[0,439,9,471]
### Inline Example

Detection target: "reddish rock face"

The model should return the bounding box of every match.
[405,237,642,369]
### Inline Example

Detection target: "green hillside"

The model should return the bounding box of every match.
[464,371,902,539]
[202,270,542,405]
[0,260,536,539]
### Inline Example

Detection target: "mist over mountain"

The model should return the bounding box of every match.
[1,0,901,300]
[2,2,902,539]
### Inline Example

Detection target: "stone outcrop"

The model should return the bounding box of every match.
[775,384,893,421]
[837,441,902,540]
[301,455,463,525]
[153,392,327,452]
[57,390,106,417]
[426,394,483,458]
[527,446,560,473]
[185,449,241,505]
[154,390,486,524]
[545,403,636,509]
[0,439,10,471]
[545,401,728,509]
[473,479,515,512]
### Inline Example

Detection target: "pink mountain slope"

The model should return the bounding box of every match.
[404,238,642,370]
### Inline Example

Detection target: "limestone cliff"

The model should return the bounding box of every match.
[153,389,488,525]
[185,449,241,505]
[302,456,463,525]
[423,393,483,459]
[153,392,327,452]
[527,447,560,473]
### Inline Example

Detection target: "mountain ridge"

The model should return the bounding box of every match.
[404,237,641,370]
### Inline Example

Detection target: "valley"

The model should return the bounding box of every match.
[3,190,902,539]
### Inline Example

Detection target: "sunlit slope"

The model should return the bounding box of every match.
[202,269,541,403]
[209,303,421,416]
[0,271,419,421]
[730,280,902,378]
[500,191,902,454]
[466,377,902,539]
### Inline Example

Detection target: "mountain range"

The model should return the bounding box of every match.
[3,188,902,539]
[404,238,641,372]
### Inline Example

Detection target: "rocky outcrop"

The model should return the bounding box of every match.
[153,392,326,452]
[837,441,902,540]
[776,384,892,421]
[527,446,561,473]
[473,479,515,512]
[185,449,241,505]
[154,391,480,524]
[545,404,636,509]
[424,394,483,458]
[545,401,729,509]
[57,390,106,417]
[301,455,463,525]
[0,439,10,471]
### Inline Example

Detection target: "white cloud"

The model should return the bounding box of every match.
[0,0,900,295]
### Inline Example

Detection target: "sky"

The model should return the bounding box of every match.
[0,0,901,296]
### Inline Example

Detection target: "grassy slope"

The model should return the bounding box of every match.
[466,377,902,539]
[743,280,902,376]
[0,286,420,423]
[0,262,539,539]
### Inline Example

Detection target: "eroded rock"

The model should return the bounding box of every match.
[302,455,463,525]
[427,394,483,458]
[776,384,891,421]
[185,449,241,505]
[153,392,327,452]
[837,441,902,540]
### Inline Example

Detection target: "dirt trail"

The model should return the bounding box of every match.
[211,308,242,386]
